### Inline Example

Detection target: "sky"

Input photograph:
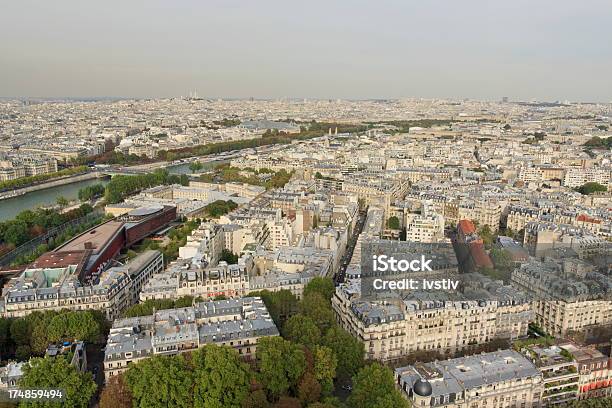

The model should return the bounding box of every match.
[1,0,611,101]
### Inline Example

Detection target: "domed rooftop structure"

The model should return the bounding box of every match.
[413,378,433,397]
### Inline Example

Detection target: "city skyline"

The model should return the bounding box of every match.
[1,0,611,102]
[0,2,611,406]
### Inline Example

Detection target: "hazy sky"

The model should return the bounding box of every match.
[1,0,611,101]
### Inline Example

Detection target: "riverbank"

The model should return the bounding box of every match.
[0,177,110,222]
[0,172,107,201]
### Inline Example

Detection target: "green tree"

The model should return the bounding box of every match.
[257,337,306,400]
[347,363,409,408]
[303,277,334,304]
[191,345,252,408]
[273,397,302,408]
[242,389,270,408]
[387,216,400,230]
[104,170,171,204]
[173,296,195,308]
[19,356,96,408]
[179,174,190,186]
[205,200,238,218]
[323,326,364,381]
[583,136,612,149]
[249,289,298,327]
[283,314,321,348]
[221,248,239,264]
[78,183,106,202]
[66,311,103,342]
[9,318,30,349]
[307,403,337,408]
[477,224,495,249]
[299,293,335,334]
[46,313,69,343]
[56,196,69,208]
[2,220,30,246]
[0,318,12,357]
[126,355,193,408]
[189,161,204,173]
[561,397,612,408]
[490,247,513,271]
[313,345,337,395]
[575,182,607,195]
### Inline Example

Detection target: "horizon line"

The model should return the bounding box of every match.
[1,96,610,105]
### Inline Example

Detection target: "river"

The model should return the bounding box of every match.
[0,178,110,222]
[164,158,227,174]
[0,159,228,222]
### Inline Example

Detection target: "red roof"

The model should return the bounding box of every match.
[33,250,90,269]
[469,242,494,269]
[458,219,476,234]
[576,214,601,224]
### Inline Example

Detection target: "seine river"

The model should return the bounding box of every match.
[0,178,110,222]
[0,160,226,222]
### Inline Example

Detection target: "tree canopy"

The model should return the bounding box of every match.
[191,345,252,408]
[257,336,306,399]
[19,355,97,408]
[1,310,107,361]
[299,292,335,334]
[125,355,194,408]
[387,216,400,230]
[323,326,365,381]
[104,169,187,204]
[575,182,607,195]
[347,363,409,408]
[204,200,238,218]
[303,277,335,304]
[283,314,321,348]
[78,183,106,201]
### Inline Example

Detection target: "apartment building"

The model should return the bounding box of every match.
[404,211,446,243]
[560,343,612,400]
[332,283,532,361]
[342,176,408,211]
[266,219,295,249]
[511,259,612,337]
[519,166,565,185]
[525,345,579,407]
[523,222,610,259]
[222,223,263,255]
[140,255,253,301]
[506,205,542,232]
[103,297,279,378]
[0,155,58,181]
[395,350,544,408]
[455,200,503,231]
[178,222,224,267]
[0,251,163,320]
[563,167,611,188]
[396,168,452,184]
